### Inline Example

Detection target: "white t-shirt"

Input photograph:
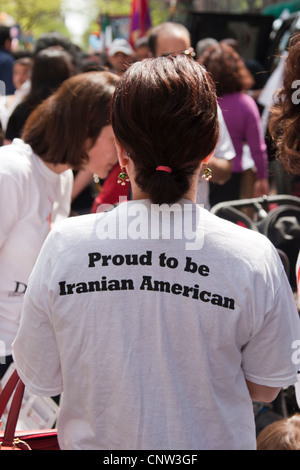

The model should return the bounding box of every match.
[0,139,73,355]
[0,80,30,132]
[13,199,300,450]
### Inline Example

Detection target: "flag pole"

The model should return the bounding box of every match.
[169,0,178,20]
[129,0,152,48]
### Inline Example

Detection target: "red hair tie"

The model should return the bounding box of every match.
[156,166,172,173]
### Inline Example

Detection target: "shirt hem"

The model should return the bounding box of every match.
[244,372,298,388]
[12,351,63,397]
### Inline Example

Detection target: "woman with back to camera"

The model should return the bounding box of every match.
[13,55,300,450]
[0,71,119,378]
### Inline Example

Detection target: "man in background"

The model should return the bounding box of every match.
[148,22,235,208]
[0,26,15,96]
[108,38,134,76]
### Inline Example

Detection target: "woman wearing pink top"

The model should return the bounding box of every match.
[200,43,269,205]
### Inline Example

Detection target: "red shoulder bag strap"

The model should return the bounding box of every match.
[0,369,25,448]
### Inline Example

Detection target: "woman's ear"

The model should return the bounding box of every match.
[114,137,130,168]
[202,145,217,165]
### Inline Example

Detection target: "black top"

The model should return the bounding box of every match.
[5,101,34,142]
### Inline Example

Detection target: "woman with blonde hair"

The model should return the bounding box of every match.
[257,414,300,450]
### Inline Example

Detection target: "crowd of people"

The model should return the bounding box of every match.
[0,20,299,450]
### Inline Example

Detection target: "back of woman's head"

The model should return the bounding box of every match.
[111,54,219,204]
[200,43,254,95]
[269,33,300,174]
[27,48,75,105]
[23,71,119,168]
[257,414,300,450]
[33,32,83,72]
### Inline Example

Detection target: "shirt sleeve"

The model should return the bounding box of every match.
[242,262,300,388]
[244,96,268,179]
[214,105,236,160]
[0,172,22,249]
[12,232,63,397]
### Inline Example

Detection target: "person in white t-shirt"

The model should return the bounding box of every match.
[0,56,32,133]
[13,55,300,450]
[0,71,120,377]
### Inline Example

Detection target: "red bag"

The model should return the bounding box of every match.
[0,369,59,450]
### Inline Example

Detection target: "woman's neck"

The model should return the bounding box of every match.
[130,168,200,203]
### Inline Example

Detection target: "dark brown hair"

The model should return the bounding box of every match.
[269,33,300,174]
[25,48,74,108]
[14,57,32,68]
[0,26,11,48]
[111,54,219,204]
[22,71,119,169]
[200,43,254,96]
[257,414,300,450]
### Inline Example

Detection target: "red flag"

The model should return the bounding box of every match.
[129,0,152,48]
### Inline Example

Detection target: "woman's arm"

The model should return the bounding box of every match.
[246,380,281,403]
